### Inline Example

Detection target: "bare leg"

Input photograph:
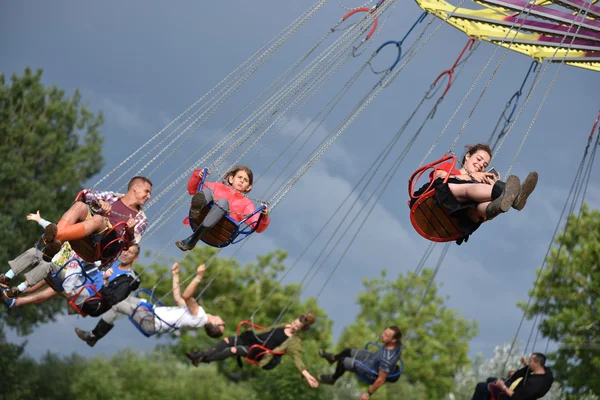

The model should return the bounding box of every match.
[448,183,493,203]
[59,202,91,224]
[21,281,46,294]
[13,287,59,307]
[56,202,109,242]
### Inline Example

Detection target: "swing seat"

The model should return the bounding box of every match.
[69,221,132,264]
[70,191,133,264]
[354,342,404,384]
[128,288,178,337]
[407,155,467,242]
[236,320,285,369]
[45,258,94,294]
[67,284,104,318]
[184,168,265,248]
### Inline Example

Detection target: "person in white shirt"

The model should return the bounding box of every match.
[74,263,224,346]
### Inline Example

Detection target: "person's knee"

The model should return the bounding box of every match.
[475,381,490,393]
[214,198,229,211]
[69,201,89,216]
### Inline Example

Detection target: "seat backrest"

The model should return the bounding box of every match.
[409,191,465,242]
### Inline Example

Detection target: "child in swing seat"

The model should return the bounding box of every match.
[176,165,270,251]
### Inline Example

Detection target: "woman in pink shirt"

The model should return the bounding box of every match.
[176,166,270,251]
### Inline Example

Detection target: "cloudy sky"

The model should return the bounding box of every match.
[2,0,599,362]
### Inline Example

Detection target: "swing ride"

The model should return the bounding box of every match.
[5,0,600,394]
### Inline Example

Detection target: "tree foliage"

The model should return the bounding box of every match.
[0,67,104,334]
[521,204,600,396]
[332,268,478,399]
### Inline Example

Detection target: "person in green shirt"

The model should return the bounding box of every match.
[186,312,319,388]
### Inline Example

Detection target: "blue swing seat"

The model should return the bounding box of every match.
[354,342,405,385]
[128,288,179,337]
[45,258,98,294]
[186,168,265,248]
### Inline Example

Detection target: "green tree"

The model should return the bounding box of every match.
[71,350,251,400]
[521,204,600,396]
[137,245,333,387]
[0,67,104,334]
[331,268,478,400]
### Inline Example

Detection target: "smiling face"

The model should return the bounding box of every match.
[131,181,152,206]
[464,149,491,173]
[119,245,139,266]
[228,170,252,193]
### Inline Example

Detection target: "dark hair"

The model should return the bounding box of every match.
[204,323,224,338]
[461,143,492,166]
[129,244,140,256]
[532,352,547,367]
[298,312,315,331]
[223,166,254,193]
[128,176,153,190]
[388,325,403,344]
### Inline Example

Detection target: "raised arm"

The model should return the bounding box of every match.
[181,264,205,316]
[171,262,186,307]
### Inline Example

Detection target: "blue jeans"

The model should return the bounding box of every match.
[471,377,497,400]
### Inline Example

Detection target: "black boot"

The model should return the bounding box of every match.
[75,319,114,347]
[185,350,206,367]
[175,225,205,251]
[318,349,336,364]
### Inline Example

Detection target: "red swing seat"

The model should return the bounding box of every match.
[407,155,467,242]
[69,191,133,264]
[67,284,104,318]
[236,320,285,367]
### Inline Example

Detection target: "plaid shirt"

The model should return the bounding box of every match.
[82,189,148,244]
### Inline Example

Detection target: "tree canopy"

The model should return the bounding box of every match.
[0,67,104,334]
[521,204,600,396]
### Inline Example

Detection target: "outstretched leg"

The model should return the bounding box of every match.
[318,348,354,384]
[186,336,239,367]
[176,195,230,251]
[74,296,142,347]
[55,202,108,242]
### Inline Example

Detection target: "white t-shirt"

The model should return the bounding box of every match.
[153,305,208,333]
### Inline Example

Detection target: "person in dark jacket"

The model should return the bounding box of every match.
[471,353,554,400]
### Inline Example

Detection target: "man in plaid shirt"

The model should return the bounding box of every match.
[45,176,152,247]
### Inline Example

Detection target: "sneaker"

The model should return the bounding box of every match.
[317,374,336,385]
[318,349,336,364]
[75,328,98,347]
[185,350,205,367]
[0,274,11,288]
[486,175,520,220]
[512,172,538,211]
[189,192,208,226]
[1,288,16,308]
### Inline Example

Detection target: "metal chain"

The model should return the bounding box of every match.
[269,0,462,208]
[419,0,542,165]
[503,0,593,175]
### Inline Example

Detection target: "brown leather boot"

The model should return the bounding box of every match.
[0,274,11,288]
[513,172,538,211]
[486,175,520,220]
[3,287,19,299]
[189,192,208,226]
